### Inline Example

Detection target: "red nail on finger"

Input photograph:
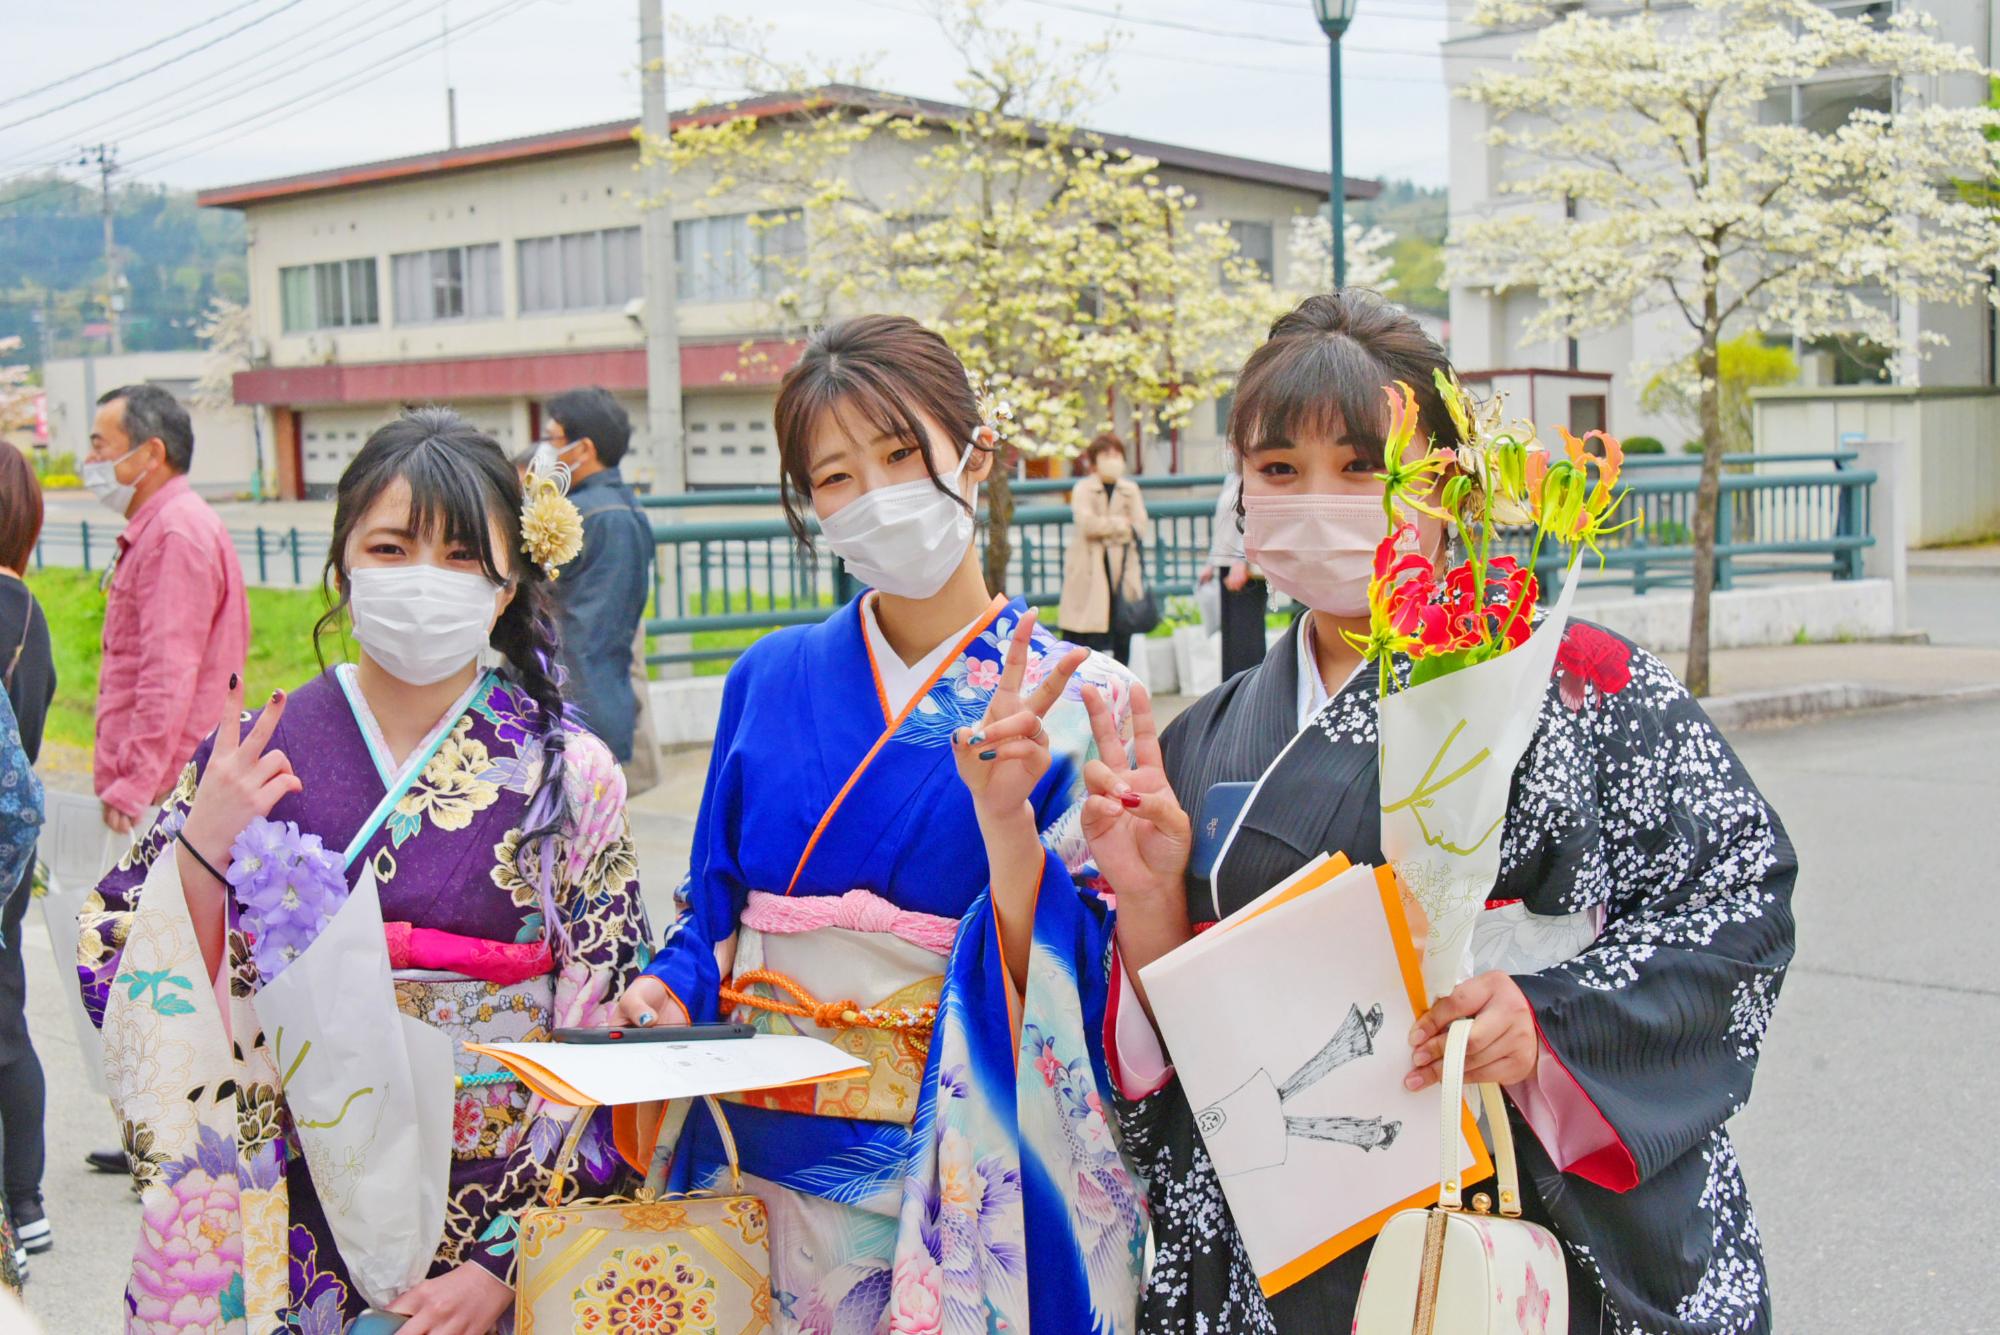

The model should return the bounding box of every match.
[1119,793,1142,809]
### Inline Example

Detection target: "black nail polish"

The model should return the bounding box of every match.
[978,750,997,761]
[228,673,239,690]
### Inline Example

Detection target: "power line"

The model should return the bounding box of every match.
[0,0,445,174]
[116,0,544,182]
[0,0,316,135]
[0,0,275,111]
[1014,0,1499,59]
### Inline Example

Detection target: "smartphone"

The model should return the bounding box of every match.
[551,1022,758,1044]
[346,1312,409,1335]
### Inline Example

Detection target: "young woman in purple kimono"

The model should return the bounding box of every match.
[79,409,651,1335]
[613,316,1150,1334]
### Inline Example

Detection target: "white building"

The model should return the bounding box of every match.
[1444,0,1999,447]
[42,351,261,497]
[199,86,1370,496]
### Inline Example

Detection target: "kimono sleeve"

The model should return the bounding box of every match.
[638,655,759,1023]
[1497,631,1798,1191]
[78,740,211,1028]
[461,732,654,1282]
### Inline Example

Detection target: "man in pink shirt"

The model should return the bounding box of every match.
[86,384,249,836]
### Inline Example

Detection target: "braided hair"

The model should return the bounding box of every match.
[315,407,572,911]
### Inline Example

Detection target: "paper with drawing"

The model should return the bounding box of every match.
[1140,860,1490,1295]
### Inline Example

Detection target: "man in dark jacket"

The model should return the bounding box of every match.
[542,388,654,764]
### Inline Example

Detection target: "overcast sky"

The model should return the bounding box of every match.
[0,0,1460,203]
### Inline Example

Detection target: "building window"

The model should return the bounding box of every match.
[518,227,642,313]
[392,244,502,323]
[1215,390,1235,438]
[675,211,805,303]
[280,258,378,332]
[1225,220,1275,285]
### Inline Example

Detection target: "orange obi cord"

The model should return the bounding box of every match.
[721,968,937,1038]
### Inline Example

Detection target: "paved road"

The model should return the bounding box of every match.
[16,697,2000,1331]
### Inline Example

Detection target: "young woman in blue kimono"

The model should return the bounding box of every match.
[80,410,652,1335]
[1084,292,1797,1335]
[614,315,1150,1334]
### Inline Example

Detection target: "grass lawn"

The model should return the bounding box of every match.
[29,567,339,758]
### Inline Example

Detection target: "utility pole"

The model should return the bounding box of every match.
[84,144,122,354]
[639,0,684,494]
[443,3,459,148]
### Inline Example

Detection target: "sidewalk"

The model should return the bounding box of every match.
[1906,540,2000,575]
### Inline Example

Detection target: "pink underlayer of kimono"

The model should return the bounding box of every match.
[740,888,958,957]
[383,921,555,985]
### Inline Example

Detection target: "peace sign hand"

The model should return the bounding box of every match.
[1078,680,1191,908]
[952,610,1088,818]
[178,672,304,883]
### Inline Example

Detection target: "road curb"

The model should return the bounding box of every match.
[1701,680,2000,730]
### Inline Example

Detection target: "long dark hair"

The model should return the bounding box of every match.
[315,407,572,906]
[1228,290,1465,467]
[772,315,985,546]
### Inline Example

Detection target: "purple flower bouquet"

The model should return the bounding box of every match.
[226,819,349,983]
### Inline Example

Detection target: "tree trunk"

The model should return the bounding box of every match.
[983,463,1015,596]
[1686,322,1726,698]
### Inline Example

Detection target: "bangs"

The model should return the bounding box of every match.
[797,373,935,474]
[338,416,519,586]
[1228,331,1396,467]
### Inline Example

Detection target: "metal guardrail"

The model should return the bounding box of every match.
[640,473,1228,508]
[643,457,1877,668]
[23,458,1876,670]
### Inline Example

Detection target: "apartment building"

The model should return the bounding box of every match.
[1444,1,1999,446]
[200,86,1364,496]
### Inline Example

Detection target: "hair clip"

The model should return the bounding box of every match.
[520,447,584,580]
[969,376,1016,452]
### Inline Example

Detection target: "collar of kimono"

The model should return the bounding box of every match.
[785,593,1008,896]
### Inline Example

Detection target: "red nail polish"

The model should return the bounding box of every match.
[1119,792,1142,809]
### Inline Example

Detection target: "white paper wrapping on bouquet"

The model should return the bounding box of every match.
[1378,574,1579,1001]
[251,866,454,1308]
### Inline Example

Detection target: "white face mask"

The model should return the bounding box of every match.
[817,445,979,600]
[83,446,153,517]
[348,564,507,686]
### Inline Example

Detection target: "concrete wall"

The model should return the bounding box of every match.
[1753,386,2000,546]
[43,352,261,496]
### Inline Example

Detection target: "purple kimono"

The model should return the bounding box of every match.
[78,667,651,1333]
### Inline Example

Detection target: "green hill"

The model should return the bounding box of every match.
[0,174,246,364]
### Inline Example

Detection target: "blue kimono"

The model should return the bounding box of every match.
[644,594,1147,1334]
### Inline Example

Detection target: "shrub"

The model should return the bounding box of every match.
[1623,435,1666,454]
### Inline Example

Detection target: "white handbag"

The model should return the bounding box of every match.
[1353,1018,1569,1335]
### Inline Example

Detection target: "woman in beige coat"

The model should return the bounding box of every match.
[1057,432,1151,664]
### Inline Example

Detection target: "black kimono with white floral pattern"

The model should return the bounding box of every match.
[1119,615,1796,1335]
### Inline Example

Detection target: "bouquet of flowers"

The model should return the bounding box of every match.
[227,819,348,982]
[1356,375,1634,996]
[232,818,455,1306]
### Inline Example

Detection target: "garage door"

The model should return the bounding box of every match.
[683,393,781,488]
[300,401,522,498]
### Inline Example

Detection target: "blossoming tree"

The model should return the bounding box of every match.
[0,338,33,437]
[644,0,1285,589]
[1453,0,2000,694]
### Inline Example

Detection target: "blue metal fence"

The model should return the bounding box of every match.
[643,453,1877,668]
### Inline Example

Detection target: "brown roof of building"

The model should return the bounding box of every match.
[197,84,1375,208]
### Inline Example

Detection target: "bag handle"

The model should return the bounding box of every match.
[1435,1017,1521,1218]
[546,1094,742,1207]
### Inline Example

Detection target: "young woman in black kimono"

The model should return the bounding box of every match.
[1081,291,1797,1335]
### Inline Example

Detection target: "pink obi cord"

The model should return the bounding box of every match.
[383,921,554,986]
[742,889,959,957]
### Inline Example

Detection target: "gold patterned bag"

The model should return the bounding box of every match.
[515,1097,772,1334]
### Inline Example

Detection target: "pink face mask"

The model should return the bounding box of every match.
[1242,493,1438,616]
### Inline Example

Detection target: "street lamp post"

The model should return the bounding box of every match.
[1312,0,1359,287]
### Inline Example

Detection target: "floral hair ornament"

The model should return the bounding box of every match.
[520,445,585,580]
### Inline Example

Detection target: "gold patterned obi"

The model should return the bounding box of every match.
[720,889,954,1126]
[393,970,555,1161]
